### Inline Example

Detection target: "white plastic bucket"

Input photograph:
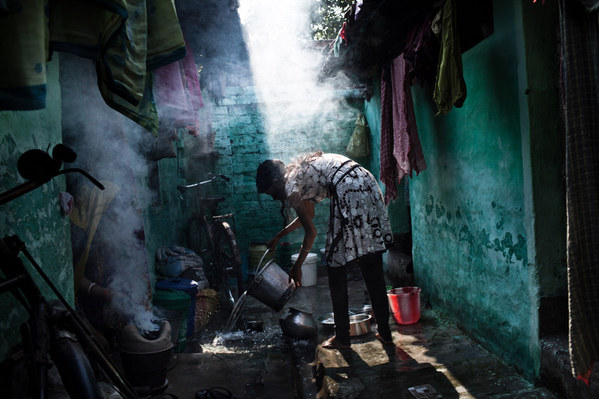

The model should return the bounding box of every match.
[319,248,327,266]
[291,252,318,287]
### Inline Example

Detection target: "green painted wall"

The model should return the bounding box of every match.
[409,0,563,379]
[142,152,189,289]
[0,56,73,359]
[519,0,565,300]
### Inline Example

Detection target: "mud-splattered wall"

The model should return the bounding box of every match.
[409,0,564,379]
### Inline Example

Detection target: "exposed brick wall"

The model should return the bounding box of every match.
[205,85,365,261]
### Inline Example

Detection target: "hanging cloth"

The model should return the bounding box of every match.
[559,0,599,384]
[69,181,120,290]
[379,64,397,203]
[380,53,427,204]
[154,41,204,137]
[346,113,371,158]
[48,0,186,134]
[0,1,49,110]
[433,0,467,115]
[404,11,440,87]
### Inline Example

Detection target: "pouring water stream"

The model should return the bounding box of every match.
[223,248,273,332]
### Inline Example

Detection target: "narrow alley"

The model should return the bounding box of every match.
[1,1,599,399]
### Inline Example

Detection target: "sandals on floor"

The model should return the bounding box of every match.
[321,336,351,349]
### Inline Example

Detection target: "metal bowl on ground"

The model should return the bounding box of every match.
[349,314,372,336]
[316,312,335,331]
[361,304,374,320]
[316,307,363,329]
[316,312,372,336]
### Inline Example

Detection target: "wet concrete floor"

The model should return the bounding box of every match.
[164,270,562,399]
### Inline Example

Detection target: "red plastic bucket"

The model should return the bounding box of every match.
[387,287,421,325]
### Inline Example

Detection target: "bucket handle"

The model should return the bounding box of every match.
[254,271,264,284]
[255,248,272,275]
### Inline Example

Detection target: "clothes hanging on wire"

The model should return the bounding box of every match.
[433,0,467,115]
[404,11,440,88]
[559,0,599,384]
[0,0,187,135]
[154,41,204,137]
[380,53,427,204]
[0,1,49,110]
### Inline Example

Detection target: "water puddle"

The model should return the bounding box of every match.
[203,325,285,354]
[196,290,287,354]
[212,330,246,345]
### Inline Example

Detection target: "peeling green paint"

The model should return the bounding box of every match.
[493,232,528,265]
[0,57,72,361]
[425,195,528,267]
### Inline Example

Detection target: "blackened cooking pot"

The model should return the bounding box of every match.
[279,307,317,339]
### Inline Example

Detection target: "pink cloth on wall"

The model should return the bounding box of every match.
[153,42,203,136]
[380,53,427,205]
[182,45,203,112]
[154,61,186,110]
[394,55,426,179]
[391,55,412,181]
[380,64,396,204]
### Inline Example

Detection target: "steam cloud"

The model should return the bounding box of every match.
[60,53,158,333]
[238,0,353,135]
[58,1,352,334]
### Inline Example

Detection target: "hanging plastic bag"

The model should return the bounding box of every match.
[346,113,370,158]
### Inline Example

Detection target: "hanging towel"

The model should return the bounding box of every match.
[182,44,204,113]
[404,11,440,87]
[559,0,599,384]
[0,1,49,110]
[380,54,427,204]
[48,0,186,134]
[393,54,426,182]
[433,0,467,115]
[153,42,203,136]
[380,64,397,203]
[146,0,189,70]
[154,62,188,121]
